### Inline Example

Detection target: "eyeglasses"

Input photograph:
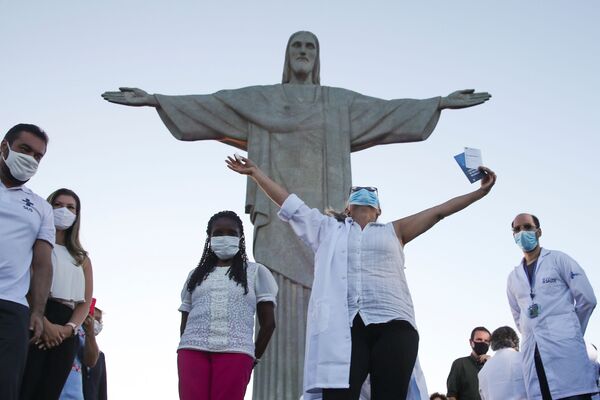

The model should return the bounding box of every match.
[349,186,378,195]
[512,224,538,234]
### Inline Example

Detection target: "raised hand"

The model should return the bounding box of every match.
[226,154,258,176]
[440,89,491,110]
[478,166,497,194]
[101,87,158,107]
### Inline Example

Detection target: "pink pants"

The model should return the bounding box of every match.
[177,349,254,400]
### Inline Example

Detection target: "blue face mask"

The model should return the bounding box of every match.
[348,189,379,208]
[514,230,538,252]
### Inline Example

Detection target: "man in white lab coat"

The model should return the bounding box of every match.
[507,213,597,400]
[478,326,526,400]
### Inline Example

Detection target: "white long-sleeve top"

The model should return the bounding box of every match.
[478,348,527,400]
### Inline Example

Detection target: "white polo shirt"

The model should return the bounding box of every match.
[0,180,55,306]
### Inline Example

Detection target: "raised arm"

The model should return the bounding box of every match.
[101,87,159,107]
[393,167,496,245]
[226,155,289,207]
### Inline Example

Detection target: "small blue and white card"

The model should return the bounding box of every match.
[454,148,485,183]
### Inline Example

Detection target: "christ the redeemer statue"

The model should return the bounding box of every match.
[102,31,490,400]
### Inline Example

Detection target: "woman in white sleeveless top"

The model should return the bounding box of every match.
[21,188,94,400]
[227,155,496,400]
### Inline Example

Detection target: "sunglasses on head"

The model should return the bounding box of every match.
[349,186,378,195]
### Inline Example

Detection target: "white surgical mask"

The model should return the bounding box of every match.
[210,236,240,260]
[53,207,76,230]
[93,319,103,336]
[2,145,39,182]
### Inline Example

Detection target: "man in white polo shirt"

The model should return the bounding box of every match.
[0,123,55,400]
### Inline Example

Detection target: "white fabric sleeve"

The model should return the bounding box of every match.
[507,273,522,332]
[37,201,55,247]
[179,270,194,313]
[254,264,278,306]
[277,194,330,253]
[556,251,597,333]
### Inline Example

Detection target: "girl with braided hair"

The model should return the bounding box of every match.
[177,210,278,400]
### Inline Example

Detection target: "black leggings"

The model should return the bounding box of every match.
[323,315,419,400]
[20,300,78,400]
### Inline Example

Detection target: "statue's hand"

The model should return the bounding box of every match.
[440,89,491,110]
[101,87,158,107]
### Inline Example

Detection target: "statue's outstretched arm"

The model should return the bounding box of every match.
[440,89,491,110]
[101,87,159,107]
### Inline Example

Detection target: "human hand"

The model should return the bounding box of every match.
[39,321,66,349]
[29,312,44,344]
[478,166,497,194]
[440,89,491,109]
[82,315,94,336]
[478,354,491,363]
[225,154,258,176]
[101,87,158,107]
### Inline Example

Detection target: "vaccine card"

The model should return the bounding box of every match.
[464,147,483,169]
[454,151,485,183]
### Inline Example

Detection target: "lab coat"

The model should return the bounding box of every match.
[279,194,420,400]
[478,348,526,400]
[507,248,597,399]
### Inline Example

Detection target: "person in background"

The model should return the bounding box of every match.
[226,154,496,400]
[59,304,103,400]
[477,326,526,400]
[178,210,278,400]
[82,307,106,400]
[430,393,448,400]
[507,213,597,400]
[446,327,491,400]
[21,188,94,400]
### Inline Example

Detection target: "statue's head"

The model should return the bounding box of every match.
[282,31,320,85]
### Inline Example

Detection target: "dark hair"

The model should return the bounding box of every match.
[470,326,491,341]
[511,214,540,229]
[187,211,249,294]
[430,393,448,400]
[490,326,520,351]
[46,188,88,266]
[4,123,48,145]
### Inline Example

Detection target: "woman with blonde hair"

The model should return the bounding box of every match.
[21,188,93,400]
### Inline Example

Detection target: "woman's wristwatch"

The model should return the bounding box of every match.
[65,322,77,336]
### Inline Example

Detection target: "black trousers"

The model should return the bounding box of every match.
[323,315,419,400]
[534,345,593,400]
[0,299,30,400]
[20,300,78,400]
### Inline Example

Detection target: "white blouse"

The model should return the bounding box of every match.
[346,221,416,329]
[50,244,85,304]
[178,261,278,357]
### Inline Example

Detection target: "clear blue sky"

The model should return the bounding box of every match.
[1,1,599,397]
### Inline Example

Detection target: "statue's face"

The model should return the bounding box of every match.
[288,32,317,78]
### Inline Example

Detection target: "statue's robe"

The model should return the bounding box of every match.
[155,84,441,399]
